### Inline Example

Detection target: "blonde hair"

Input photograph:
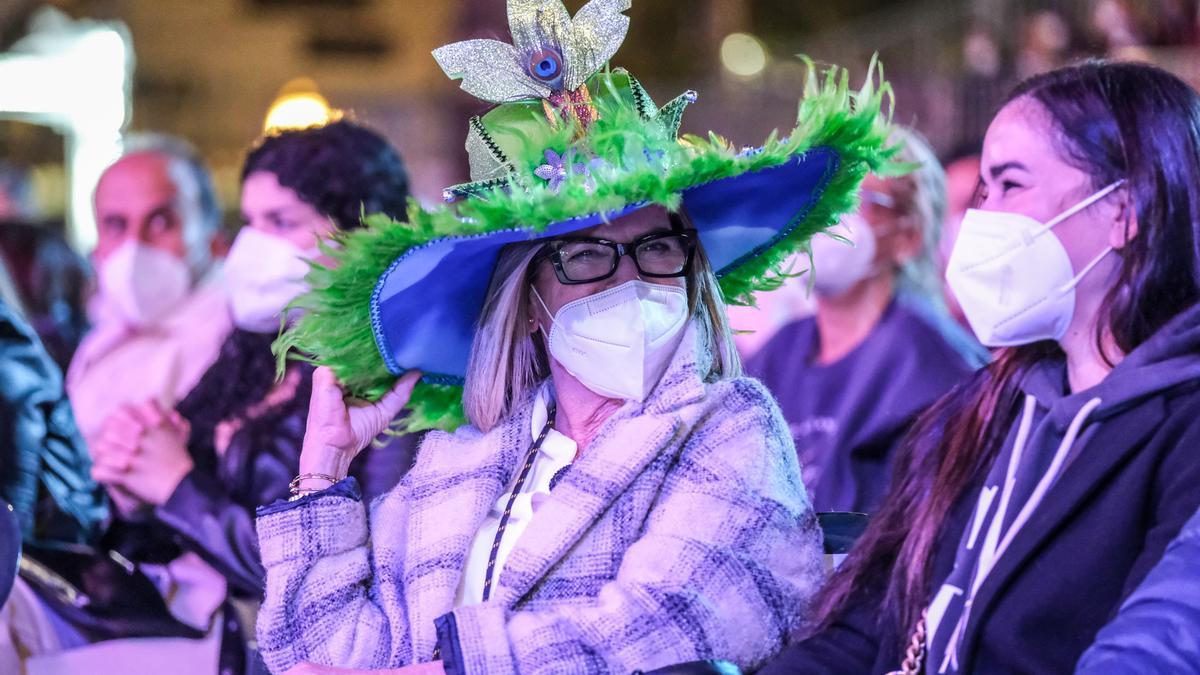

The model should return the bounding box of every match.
[462,219,741,432]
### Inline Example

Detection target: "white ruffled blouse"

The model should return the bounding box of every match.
[454,384,576,606]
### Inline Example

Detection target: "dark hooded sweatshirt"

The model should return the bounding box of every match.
[763,302,1200,675]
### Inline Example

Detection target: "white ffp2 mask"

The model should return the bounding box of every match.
[535,280,689,402]
[98,240,191,328]
[224,227,317,333]
[945,181,1123,347]
[809,213,878,297]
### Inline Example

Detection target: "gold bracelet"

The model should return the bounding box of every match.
[288,472,340,496]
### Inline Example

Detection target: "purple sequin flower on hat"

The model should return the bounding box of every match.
[534,149,608,193]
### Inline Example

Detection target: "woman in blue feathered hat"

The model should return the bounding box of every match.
[256,1,894,673]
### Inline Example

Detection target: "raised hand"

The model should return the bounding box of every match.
[297,367,421,484]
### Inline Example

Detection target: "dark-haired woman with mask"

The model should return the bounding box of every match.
[762,60,1200,675]
[88,120,418,671]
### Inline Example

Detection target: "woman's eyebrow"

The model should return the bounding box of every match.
[988,161,1030,179]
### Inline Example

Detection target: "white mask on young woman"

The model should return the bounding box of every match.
[534,279,689,402]
[97,240,191,328]
[224,227,318,333]
[809,214,878,297]
[945,180,1124,347]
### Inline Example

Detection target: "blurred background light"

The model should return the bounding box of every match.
[0,8,132,251]
[264,78,333,132]
[1,0,1199,258]
[720,32,768,78]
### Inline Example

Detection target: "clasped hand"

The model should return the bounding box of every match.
[90,400,194,508]
[88,366,419,510]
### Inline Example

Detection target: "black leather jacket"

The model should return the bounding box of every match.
[114,330,418,597]
[0,299,107,545]
[155,395,417,596]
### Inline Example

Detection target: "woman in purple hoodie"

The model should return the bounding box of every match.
[746,128,986,514]
[763,60,1200,674]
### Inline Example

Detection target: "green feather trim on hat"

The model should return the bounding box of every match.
[274,57,898,433]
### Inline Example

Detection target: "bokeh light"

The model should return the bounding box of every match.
[720,32,768,78]
[264,79,332,132]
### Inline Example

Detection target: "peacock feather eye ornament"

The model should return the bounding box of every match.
[433,0,631,131]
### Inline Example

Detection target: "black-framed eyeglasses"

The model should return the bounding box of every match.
[534,228,698,285]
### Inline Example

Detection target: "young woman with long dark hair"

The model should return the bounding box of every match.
[763,60,1200,674]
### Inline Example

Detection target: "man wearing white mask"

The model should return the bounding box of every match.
[2,138,236,674]
[747,128,987,514]
[67,136,230,454]
[81,121,418,673]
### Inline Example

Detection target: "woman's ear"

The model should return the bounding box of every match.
[526,288,544,335]
[1109,188,1139,251]
[526,303,540,335]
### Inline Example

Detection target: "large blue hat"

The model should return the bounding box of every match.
[275,0,895,431]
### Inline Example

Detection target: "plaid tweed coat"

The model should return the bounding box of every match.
[255,326,823,674]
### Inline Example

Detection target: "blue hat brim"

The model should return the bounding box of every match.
[371,147,839,383]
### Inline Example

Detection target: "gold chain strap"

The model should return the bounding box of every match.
[887,609,929,675]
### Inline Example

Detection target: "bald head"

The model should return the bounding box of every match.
[92,147,218,270]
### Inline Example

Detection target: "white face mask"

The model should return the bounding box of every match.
[534,279,689,402]
[809,213,878,297]
[224,227,317,333]
[97,240,191,328]
[945,180,1124,347]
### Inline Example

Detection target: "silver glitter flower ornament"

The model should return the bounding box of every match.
[432,0,632,105]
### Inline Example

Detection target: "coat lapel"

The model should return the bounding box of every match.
[402,409,530,654]
[493,324,709,606]
[958,396,1167,666]
[492,408,683,606]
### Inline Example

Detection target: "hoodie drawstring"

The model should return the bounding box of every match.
[994,396,1103,562]
[941,394,1103,672]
